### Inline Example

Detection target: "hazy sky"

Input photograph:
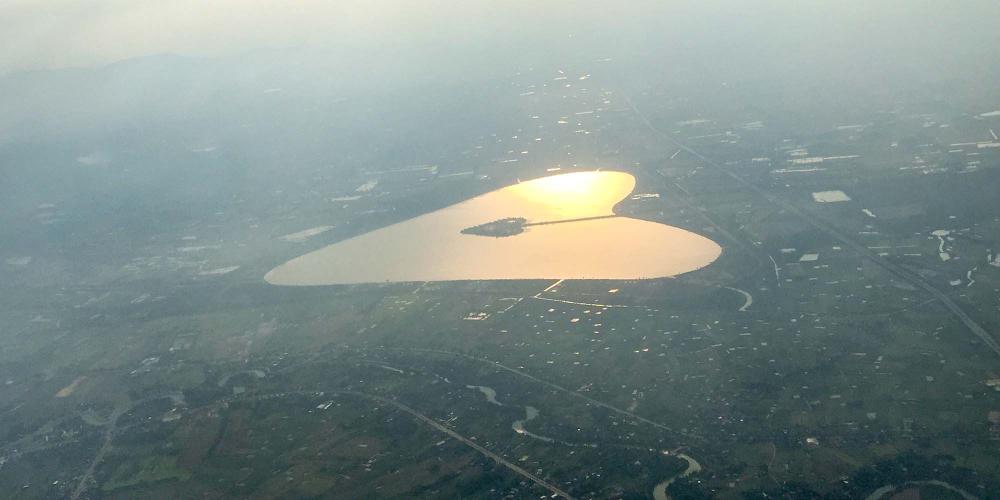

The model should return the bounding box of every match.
[2,0,614,71]
[4,0,1000,74]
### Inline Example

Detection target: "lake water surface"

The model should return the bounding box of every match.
[265,171,721,285]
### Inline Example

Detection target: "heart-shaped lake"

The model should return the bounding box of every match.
[265,171,721,285]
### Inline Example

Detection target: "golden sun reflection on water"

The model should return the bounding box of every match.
[505,170,633,220]
[265,171,721,285]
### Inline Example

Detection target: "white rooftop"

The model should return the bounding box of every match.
[812,190,851,203]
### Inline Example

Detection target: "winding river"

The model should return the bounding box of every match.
[652,454,703,500]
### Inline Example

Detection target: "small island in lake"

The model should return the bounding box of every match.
[460,217,527,237]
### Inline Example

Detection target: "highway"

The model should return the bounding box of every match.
[330,390,576,500]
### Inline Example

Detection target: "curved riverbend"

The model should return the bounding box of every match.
[266,171,721,285]
[466,385,503,406]
[512,405,555,443]
[652,454,703,500]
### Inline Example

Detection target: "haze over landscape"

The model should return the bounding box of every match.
[2,2,1000,499]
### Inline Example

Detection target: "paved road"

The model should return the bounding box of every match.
[71,405,125,500]
[330,390,575,499]
[524,214,619,226]
[389,347,703,442]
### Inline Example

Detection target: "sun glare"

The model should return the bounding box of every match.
[507,171,635,220]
